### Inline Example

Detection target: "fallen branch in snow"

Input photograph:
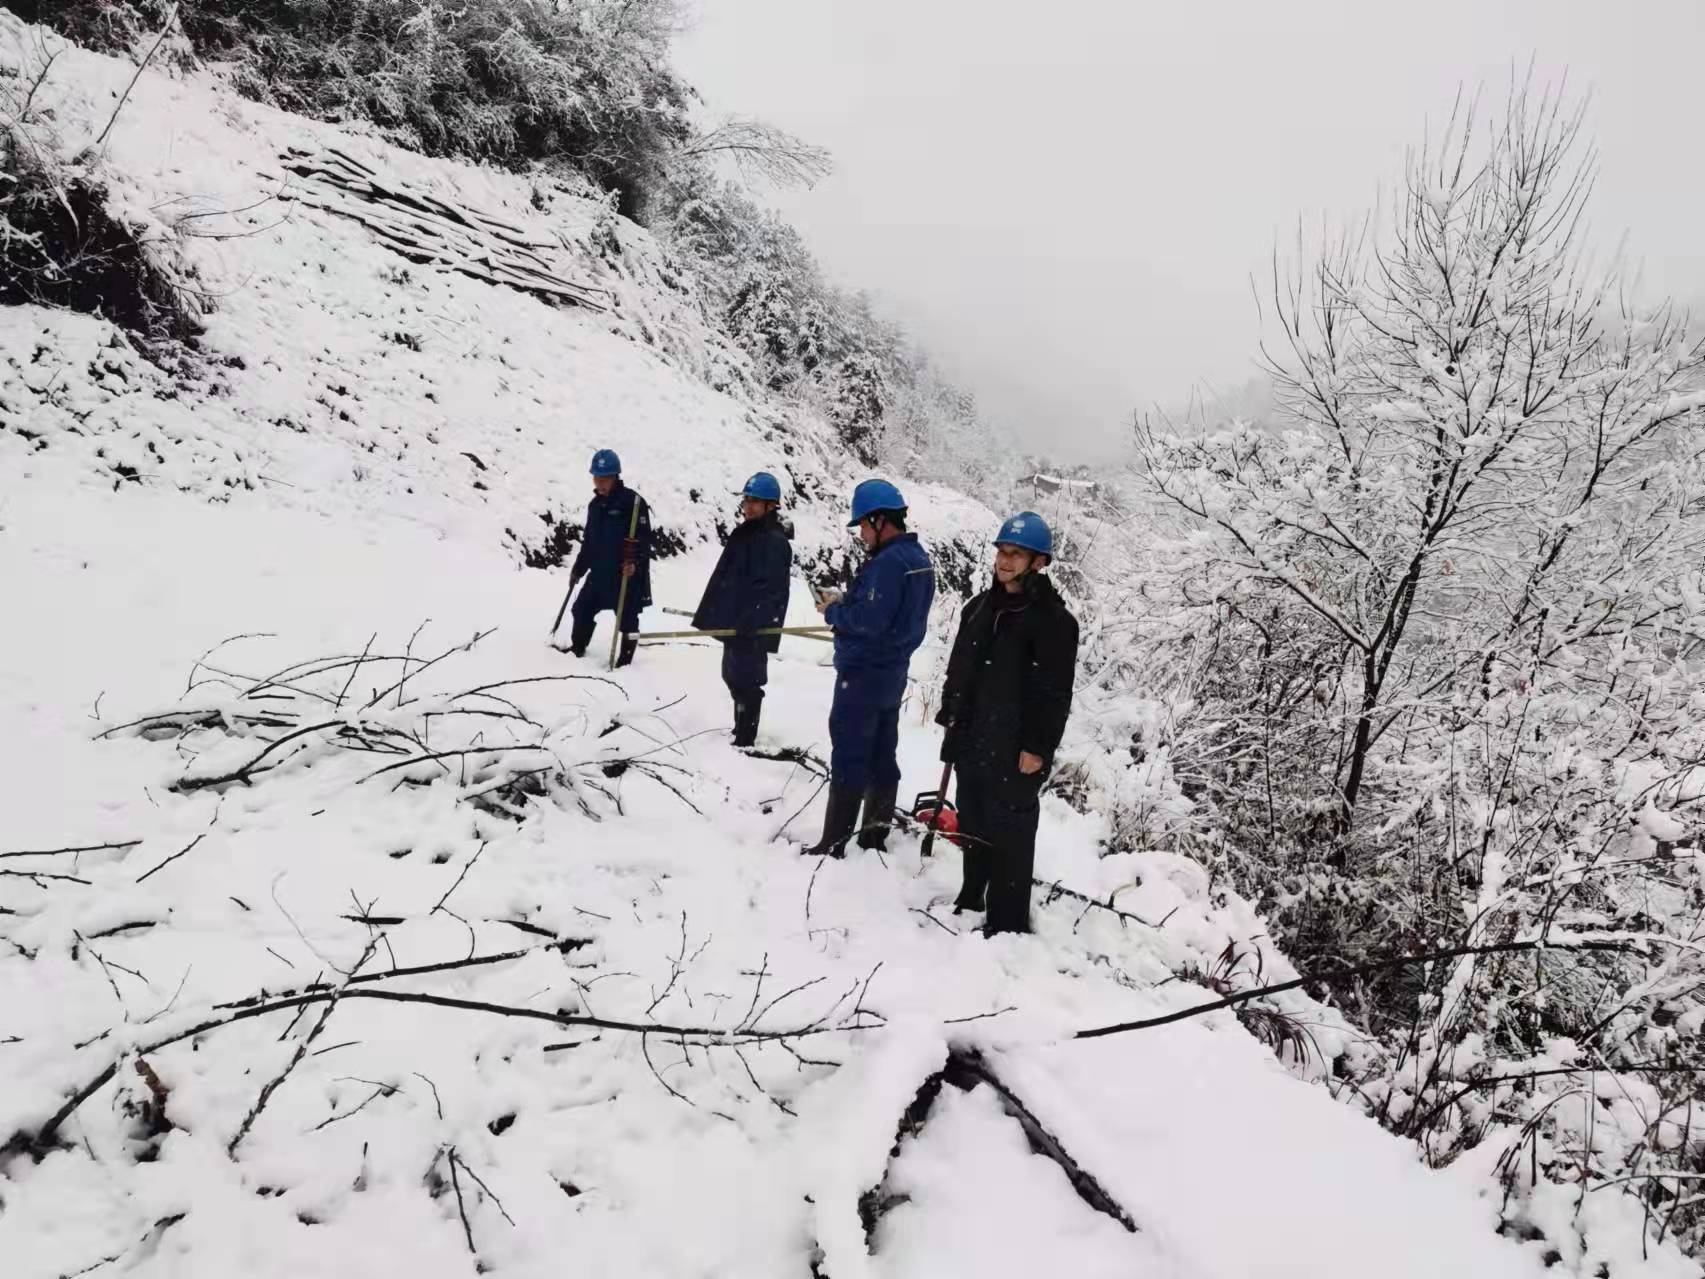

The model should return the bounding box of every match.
[431,840,489,913]
[740,745,830,779]
[857,1047,1138,1255]
[134,832,209,884]
[217,937,591,1011]
[454,672,628,701]
[440,1146,479,1256]
[228,934,383,1155]
[170,719,355,793]
[1034,877,1164,930]
[366,629,497,709]
[771,774,830,844]
[359,744,556,784]
[0,840,140,861]
[9,973,877,1156]
[278,145,611,311]
[96,709,294,740]
[1073,934,1679,1040]
[0,869,91,886]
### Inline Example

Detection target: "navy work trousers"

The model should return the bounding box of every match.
[572,581,644,635]
[721,639,770,698]
[828,665,907,789]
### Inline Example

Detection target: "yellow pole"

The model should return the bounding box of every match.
[608,495,644,669]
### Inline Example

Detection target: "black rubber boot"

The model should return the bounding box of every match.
[953,844,989,914]
[732,694,762,748]
[568,619,595,658]
[614,634,638,668]
[802,785,862,859]
[856,782,899,851]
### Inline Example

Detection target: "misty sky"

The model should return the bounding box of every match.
[674,0,1705,460]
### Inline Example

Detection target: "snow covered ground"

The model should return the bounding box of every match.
[1,485,1565,1279]
[2,14,1694,1279]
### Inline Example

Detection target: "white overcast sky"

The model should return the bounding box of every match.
[674,0,1705,460]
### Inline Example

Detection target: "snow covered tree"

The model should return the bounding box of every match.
[1127,86,1705,1250]
[1140,87,1705,855]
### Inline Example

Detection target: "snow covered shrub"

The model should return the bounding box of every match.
[6,0,176,56]
[0,41,203,352]
[33,0,695,218]
[1122,84,1705,1262]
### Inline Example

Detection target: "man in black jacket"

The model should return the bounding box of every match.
[692,472,793,746]
[936,512,1079,936]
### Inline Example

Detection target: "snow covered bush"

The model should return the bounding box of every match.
[1119,86,1705,1260]
[34,0,695,218]
[0,33,204,353]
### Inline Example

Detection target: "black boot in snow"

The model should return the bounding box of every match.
[731,695,762,748]
[952,884,987,915]
[567,619,595,658]
[802,785,862,859]
[856,782,899,851]
[614,635,639,668]
[981,876,1033,937]
[954,840,991,914]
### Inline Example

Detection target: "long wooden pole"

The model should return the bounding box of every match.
[608,496,644,670]
[631,625,832,642]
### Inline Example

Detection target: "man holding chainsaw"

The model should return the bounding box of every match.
[936,512,1079,936]
[692,472,794,747]
[563,448,652,668]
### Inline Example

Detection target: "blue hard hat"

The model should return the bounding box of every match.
[993,511,1053,557]
[589,448,622,477]
[742,471,782,503]
[848,478,907,526]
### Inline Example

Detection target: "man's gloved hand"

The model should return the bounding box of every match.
[621,538,639,579]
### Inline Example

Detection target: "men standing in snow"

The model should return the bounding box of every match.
[936,512,1079,936]
[564,449,652,668]
[692,472,794,747]
[804,479,936,858]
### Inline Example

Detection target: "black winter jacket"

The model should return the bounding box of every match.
[692,512,794,653]
[571,482,653,610]
[936,573,1079,776]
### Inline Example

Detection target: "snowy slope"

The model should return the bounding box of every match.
[1,16,1690,1279]
[0,11,988,573]
[0,488,1566,1279]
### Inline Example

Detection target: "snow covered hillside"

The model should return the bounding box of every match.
[0,16,1692,1279]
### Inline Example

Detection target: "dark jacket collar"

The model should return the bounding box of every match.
[981,571,1062,610]
[868,531,918,560]
[732,510,788,540]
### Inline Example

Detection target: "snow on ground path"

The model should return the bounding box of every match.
[0,486,1566,1278]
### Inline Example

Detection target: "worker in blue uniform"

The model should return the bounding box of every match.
[803,479,936,857]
